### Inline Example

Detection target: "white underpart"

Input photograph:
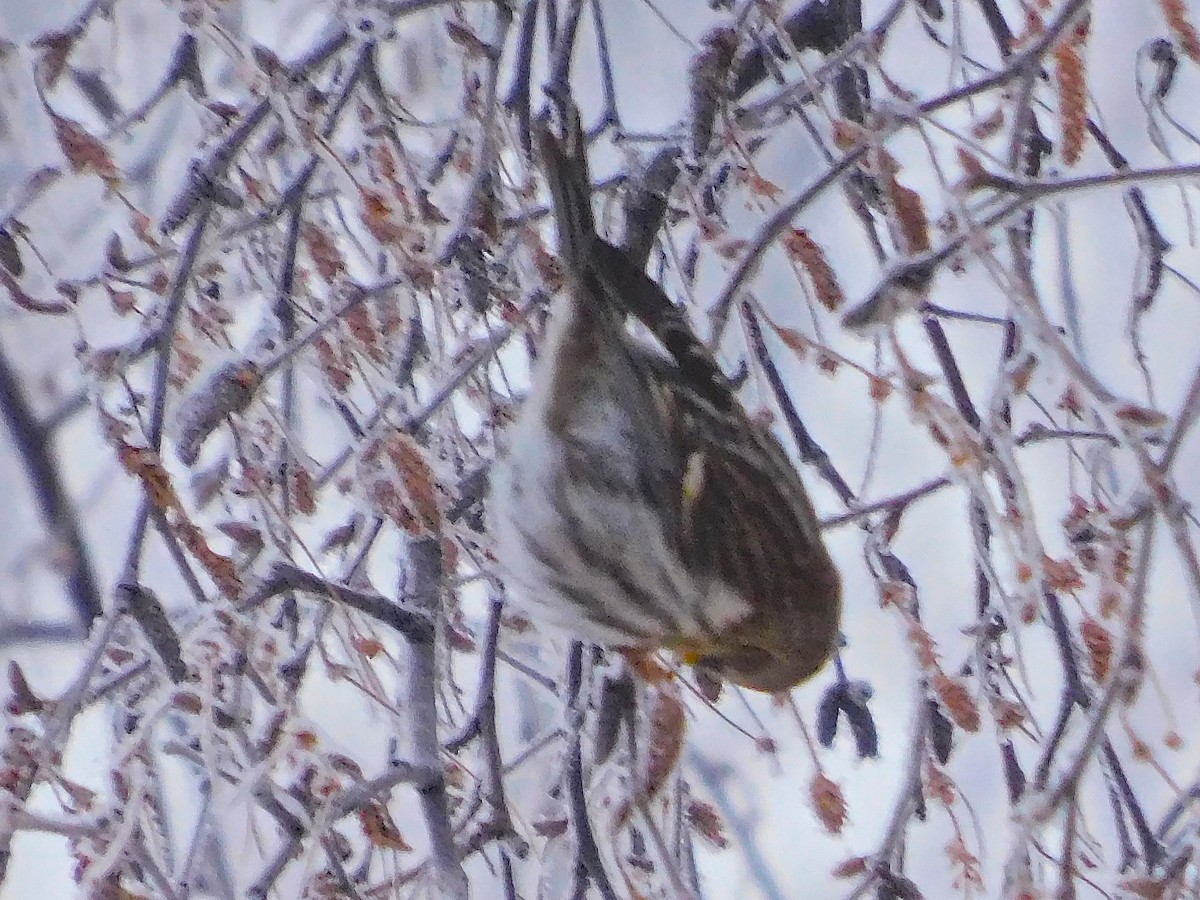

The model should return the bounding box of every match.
[489,401,750,647]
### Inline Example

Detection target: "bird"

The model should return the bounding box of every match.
[487,109,841,693]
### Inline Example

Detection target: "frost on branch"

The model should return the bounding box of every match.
[2,1,1200,898]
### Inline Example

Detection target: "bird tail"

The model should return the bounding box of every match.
[535,104,597,280]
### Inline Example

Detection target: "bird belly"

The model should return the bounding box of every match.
[489,418,750,648]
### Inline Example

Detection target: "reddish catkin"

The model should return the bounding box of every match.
[290,464,317,516]
[762,312,810,358]
[1081,617,1113,681]
[932,673,981,733]
[613,685,688,829]
[831,857,869,879]
[1160,0,1200,62]
[993,698,1026,731]
[810,773,848,834]
[925,761,955,807]
[1043,555,1084,594]
[314,336,353,393]
[1053,23,1089,166]
[947,837,983,889]
[640,687,687,804]
[684,799,729,849]
[175,519,241,597]
[830,119,867,150]
[906,620,939,669]
[885,175,931,253]
[1018,8,1044,47]
[781,229,845,311]
[971,108,1005,139]
[118,443,183,513]
[49,112,118,179]
[343,302,382,362]
[1119,876,1172,899]
[360,189,408,245]
[302,223,344,282]
[383,434,443,535]
[359,801,413,852]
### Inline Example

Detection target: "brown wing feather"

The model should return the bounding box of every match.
[662,379,842,693]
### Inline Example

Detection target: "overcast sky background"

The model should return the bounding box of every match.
[2,1,1200,897]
